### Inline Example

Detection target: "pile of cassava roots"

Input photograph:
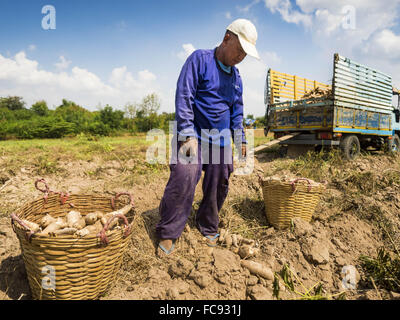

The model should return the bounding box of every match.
[19,204,132,237]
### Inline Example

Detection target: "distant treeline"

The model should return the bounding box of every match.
[0,93,175,140]
[0,93,266,140]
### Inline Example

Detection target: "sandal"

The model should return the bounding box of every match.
[157,239,176,257]
[204,233,220,247]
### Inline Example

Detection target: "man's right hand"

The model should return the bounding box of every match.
[179,137,198,161]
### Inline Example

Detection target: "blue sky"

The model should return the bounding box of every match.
[0,0,399,116]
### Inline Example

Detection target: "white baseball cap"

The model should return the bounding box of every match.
[227,19,260,60]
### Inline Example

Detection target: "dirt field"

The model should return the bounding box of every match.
[1,134,400,300]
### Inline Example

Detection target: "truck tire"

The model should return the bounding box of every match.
[340,135,360,160]
[387,134,400,153]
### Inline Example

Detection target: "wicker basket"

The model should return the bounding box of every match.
[260,177,326,230]
[10,179,135,300]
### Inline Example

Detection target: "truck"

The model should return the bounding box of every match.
[264,53,400,160]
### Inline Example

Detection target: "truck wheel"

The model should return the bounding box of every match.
[387,134,400,153]
[340,135,360,160]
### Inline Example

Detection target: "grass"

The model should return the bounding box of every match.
[225,195,269,239]
[360,247,400,293]
[0,132,272,166]
[33,154,64,175]
[0,133,150,155]
[254,135,273,147]
[286,148,343,182]
[0,134,157,174]
[272,264,346,300]
[331,166,400,242]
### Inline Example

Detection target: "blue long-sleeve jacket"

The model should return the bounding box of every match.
[175,48,246,147]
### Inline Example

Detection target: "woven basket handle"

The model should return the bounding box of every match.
[290,178,313,192]
[97,214,131,246]
[111,192,134,210]
[10,213,36,242]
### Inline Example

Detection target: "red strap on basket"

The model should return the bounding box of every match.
[290,178,313,192]
[59,192,70,205]
[34,179,75,207]
[35,178,50,203]
[35,178,50,194]
[99,192,134,246]
[111,192,134,210]
[10,213,36,242]
[97,213,132,246]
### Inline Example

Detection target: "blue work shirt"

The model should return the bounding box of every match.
[175,48,246,147]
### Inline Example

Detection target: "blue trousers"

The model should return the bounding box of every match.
[156,142,234,239]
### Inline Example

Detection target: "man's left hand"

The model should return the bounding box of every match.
[241,143,247,159]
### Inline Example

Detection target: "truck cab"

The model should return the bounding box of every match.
[391,87,400,151]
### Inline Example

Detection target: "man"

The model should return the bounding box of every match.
[156,19,260,256]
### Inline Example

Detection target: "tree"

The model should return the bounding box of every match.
[255,115,266,128]
[0,96,26,110]
[55,99,94,133]
[141,93,161,115]
[99,105,124,129]
[124,102,138,130]
[31,100,49,116]
[135,93,162,131]
[158,112,175,131]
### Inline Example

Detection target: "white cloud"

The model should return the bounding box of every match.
[313,9,343,35]
[237,0,261,13]
[28,44,36,51]
[0,51,159,110]
[264,0,312,28]
[177,43,196,61]
[264,1,400,39]
[138,69,157,82]
[362,29,400,60]
[359,29,400,87]
[54,56,71,70]
[110,67,157,88]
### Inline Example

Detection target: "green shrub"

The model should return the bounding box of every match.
[86,121,112,136]
[11,118,75,139]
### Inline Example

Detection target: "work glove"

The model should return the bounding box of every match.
[178,137,198,163]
